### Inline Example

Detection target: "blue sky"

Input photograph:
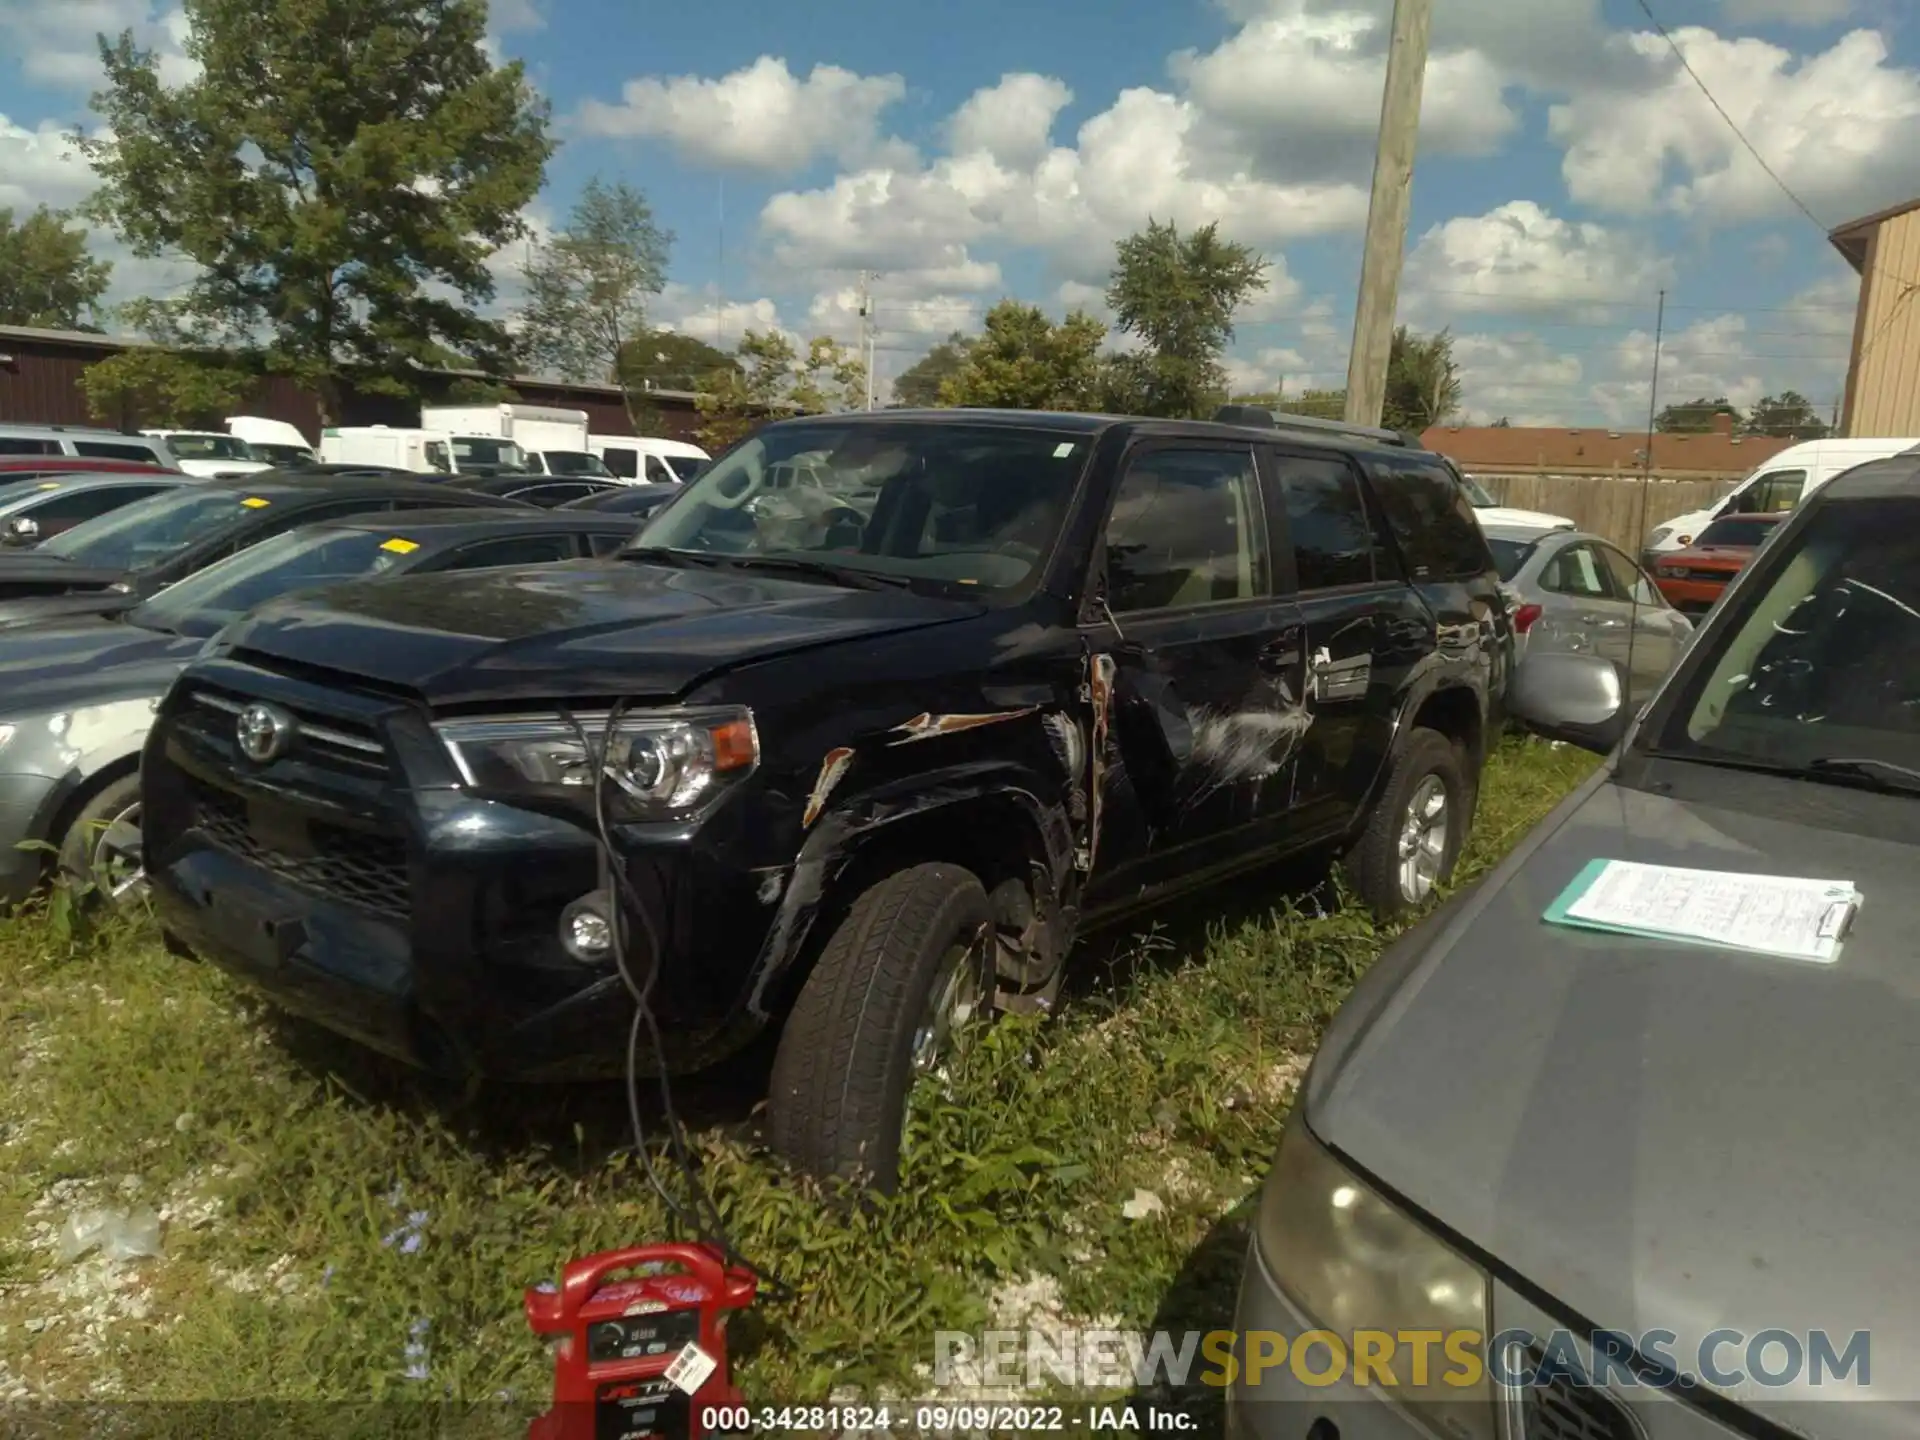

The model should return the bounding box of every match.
[3,0,1917,423]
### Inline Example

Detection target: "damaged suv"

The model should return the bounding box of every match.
[142,410,1511,1186]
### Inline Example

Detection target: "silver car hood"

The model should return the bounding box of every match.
[1310,763,1918,1427]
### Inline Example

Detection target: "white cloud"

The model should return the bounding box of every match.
[0,116,98,212]
[945,73,1073,169]
[571,56,908,174]
[1549,26,1920,222]
[651,281,791,351]
[1718,0,1856,25]
[1403,201,1676,322]
[490,0,545,31]
[0,1,197,95]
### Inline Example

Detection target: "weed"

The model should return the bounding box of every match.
[0,735,1595,1405]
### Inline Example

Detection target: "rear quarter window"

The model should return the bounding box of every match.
[1364,453,1495,581]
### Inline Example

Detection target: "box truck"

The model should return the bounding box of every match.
[419,404,605,476]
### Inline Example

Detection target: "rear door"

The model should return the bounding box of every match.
[1595,539,1684,698]
[1265,446,1428,840]
[1080,439,1302,906]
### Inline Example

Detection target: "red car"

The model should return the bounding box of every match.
[1652,512,1785,615]
[0,456,182,479]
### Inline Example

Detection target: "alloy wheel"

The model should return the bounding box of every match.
[1395,775,1450,904]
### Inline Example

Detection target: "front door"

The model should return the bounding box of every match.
[1596,539,1684,701]
[1079,441,1303,910]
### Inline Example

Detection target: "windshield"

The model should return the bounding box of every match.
[1695,517,1776,548]
[633,422,1090,592]
[165,433,257,461]
[0,478,58,508]
[252,443,315,466]
[1486,538,1536,581]
[453,438,525,469]
[127,527,413,638]
[1655,497,1920,776]
[39,487,271,571]
[543,450,614,477]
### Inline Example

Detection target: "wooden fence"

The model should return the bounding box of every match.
[1469,471,1740,552]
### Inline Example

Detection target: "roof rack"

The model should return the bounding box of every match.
[1211,404,1417,448]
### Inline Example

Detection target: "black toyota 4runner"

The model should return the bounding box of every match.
[142,408,1511,1186]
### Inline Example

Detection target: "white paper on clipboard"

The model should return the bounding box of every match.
[1559,860,1861,964]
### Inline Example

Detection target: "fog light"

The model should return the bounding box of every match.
[559,892,614,962]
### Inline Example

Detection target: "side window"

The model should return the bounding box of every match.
[424,442,452,474]
[1364,453,1492,580]
[604,448,639,479]
[438,535,575,570]
[28,485,171,524]
[1597,543,1661,607]
[0,437,59,455]
[643,455,675,483]
[1728,469,1807,515]
[1541,543,1611,599]
[1274,452,1375,591]
[74,441,163,462]
[587,531,634,556]
[1103,448,1268,614]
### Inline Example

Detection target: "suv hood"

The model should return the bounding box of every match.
[219,558,984,705]
[1311,770,1917,1421]
[0,617,194,710]
[1474,504,1573,532]
[0,552,129,599]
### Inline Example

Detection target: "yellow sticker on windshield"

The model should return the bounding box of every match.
[37,481,60,490]
[380,537,419,554]
[240,496,270,508]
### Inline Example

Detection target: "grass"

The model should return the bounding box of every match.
[0,734,1596,1426]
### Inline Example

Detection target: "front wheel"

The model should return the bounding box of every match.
[55,772,147,912]
[766,863,995,1191]
[1346,727,1470,922]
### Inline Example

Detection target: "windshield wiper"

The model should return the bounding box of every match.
[1802,756,1920,796]
[706,555,911,591]
[618,545,727,570]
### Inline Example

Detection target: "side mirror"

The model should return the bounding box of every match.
[1509,651,1628,756]
[4,515,40,545]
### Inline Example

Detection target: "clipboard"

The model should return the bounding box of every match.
[1543,858,1861,965]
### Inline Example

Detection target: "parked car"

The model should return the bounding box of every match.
[1650,512,1785,616]
[226,416,318,468]
[1482,523,1693,707]
[588,434,710,484]
[0,509,638,913]
[0,472,195,547]
[557,482,681,521]
[1642,434,1920,568]
[0,472,534,630]
[142,408,1513,1188]
[1451,470,1576,532]
[0,456,183,481]
[1230,448,1920,1437]
[140,429,273,477]
[0,424,173,467]
[439,473,626,507]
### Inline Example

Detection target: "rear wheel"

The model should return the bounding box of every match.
[767,863,995,1191]
[1346,727,1469,921]
[55,772,147,912]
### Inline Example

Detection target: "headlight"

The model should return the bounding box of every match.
[434,707,759,816]
[1253,1115,1493,1440]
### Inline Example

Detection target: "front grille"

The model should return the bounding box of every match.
[178,683,391,775]
[192,782,411,922]
[1517,1348,1639,1440]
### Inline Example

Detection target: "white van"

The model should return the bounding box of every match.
[1642,436,1920,564]
[589,434,710,485]
[226,416,317,467]
[140,429,273,477]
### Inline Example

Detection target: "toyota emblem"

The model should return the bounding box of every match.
[235,703,296,763]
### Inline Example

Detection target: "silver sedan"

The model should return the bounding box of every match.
[1483,523,1694,710]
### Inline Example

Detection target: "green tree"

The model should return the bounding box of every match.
[1382,326,1463,433]
[518,178,672,425]
[81,0,552,425]
[1279,387,1348,419]
[790,336,867,415]
[618,329,740,393]
[893,332,974,407]
[81,347,255,428]
[1743,390,1829,439]
[1655,397,1740,433]
[938,301,1108,411]
[1104,218,1268,418]
[0,206,112,329]
[694,331,799,451]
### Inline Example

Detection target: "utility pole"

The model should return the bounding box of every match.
[1343,0,1433,430]
[858,271,877,410]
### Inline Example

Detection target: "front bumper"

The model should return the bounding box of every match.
[142,659,788,1083]
[0,772,61,906]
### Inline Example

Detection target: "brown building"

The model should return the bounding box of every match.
[0,323,708,444]
[1832,197,1920,439]
[1420,410,1796,479]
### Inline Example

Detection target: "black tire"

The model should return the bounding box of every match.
[1346,727,1470,922]
[767,863,994,1191]
[54,771,146,910]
